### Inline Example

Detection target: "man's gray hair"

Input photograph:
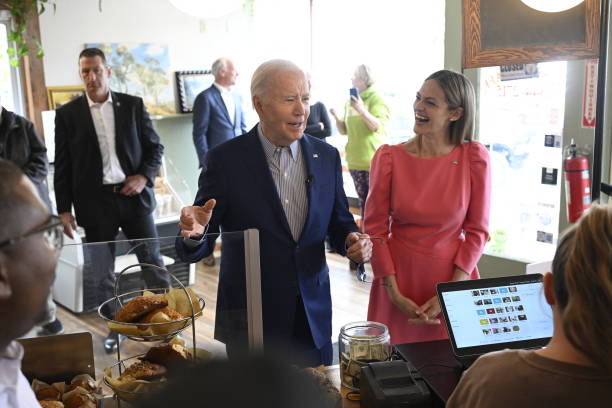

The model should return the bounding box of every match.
[250,59,305,103]
[211,58,229,78]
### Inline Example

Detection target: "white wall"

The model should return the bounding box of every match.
[42,0,206,85]
[40,0,310,121]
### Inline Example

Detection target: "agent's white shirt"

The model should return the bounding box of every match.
[86,92,126,184]
[0,341,41,408]
[213,83,235,125]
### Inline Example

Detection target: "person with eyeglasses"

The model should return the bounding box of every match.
[0,159,63,407]
[0,98,64,337]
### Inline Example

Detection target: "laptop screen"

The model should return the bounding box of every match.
[437,274,553,358]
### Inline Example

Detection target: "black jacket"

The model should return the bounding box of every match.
[54,92,163,226]
[305,101,331,139]
[0,107,51,209]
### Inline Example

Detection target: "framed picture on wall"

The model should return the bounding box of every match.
[47,86,85,110]
[175,70,214,113]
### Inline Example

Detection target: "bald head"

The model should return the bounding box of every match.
[0,160,46,241]
[250,59,306,104]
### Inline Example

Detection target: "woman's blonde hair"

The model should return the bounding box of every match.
[354,64,375,88]
[552,204,612,374]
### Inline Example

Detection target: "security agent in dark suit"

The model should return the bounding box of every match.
[54,48,169,352]
[176,60,373,367]
[192,57,247,168]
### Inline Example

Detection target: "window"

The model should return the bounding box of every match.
[310,0,446,197]
[0,11,24,115]
[479,62,567,262]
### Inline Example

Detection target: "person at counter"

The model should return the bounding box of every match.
[447,204,612,407]
[0,160,63,407]
[176,59,372,367]
[54,47,169,353]
[365,70,490,344]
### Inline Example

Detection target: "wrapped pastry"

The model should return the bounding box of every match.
[70,374,97,393]
[140,343,193,369]
[35,386,61,401]
[39,401,64,408]
[139,307,187,334]
[114,294,168,322]
[62,389,96,408]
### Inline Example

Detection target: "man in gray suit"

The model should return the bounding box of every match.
[192,58,247,168]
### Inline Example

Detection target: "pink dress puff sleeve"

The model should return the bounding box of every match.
[364,144,396,279]
[453,142,491,274]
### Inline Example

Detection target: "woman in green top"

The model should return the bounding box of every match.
[331,64,390,218]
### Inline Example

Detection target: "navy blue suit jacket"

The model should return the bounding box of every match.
[176,126,358,349]
[192,85,247,168]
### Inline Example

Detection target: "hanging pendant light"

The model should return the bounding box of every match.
[520,0,584,13]
[169,0,244,19]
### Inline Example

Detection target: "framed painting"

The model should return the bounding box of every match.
[175,70,214,113]
[463,0,600,68]
[47,86,85,110]
[87,43,174,115]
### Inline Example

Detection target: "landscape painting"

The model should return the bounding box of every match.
[86,43,174,115]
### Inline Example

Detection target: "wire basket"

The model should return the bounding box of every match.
[98,287,204,342]
[103,353,167,402]
[97,263,203,339]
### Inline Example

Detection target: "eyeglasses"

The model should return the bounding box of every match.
[0,215,64,251]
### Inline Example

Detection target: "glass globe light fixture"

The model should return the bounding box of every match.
[520,0,584,13]
[169,0,244,19]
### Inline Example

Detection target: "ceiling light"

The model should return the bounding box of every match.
[520,0,584,13]
[169,0,244,19]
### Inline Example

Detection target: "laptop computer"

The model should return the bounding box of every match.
[436,273,553,368]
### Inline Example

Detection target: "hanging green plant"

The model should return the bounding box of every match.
[0,0,55,66]
[243,0,255,19]
[0,0,102,67]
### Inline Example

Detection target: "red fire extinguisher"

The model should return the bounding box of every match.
[564,140,591,223]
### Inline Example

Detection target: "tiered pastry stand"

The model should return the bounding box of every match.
[97,263,204,405]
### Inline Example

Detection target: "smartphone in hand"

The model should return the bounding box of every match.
[349,87,359,99]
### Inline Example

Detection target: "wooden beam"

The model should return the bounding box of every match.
[23,8,48,140]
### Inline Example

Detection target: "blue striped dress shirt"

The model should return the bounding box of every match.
[257,125,308,241]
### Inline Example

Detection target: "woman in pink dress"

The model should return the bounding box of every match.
[364,70,491,344]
